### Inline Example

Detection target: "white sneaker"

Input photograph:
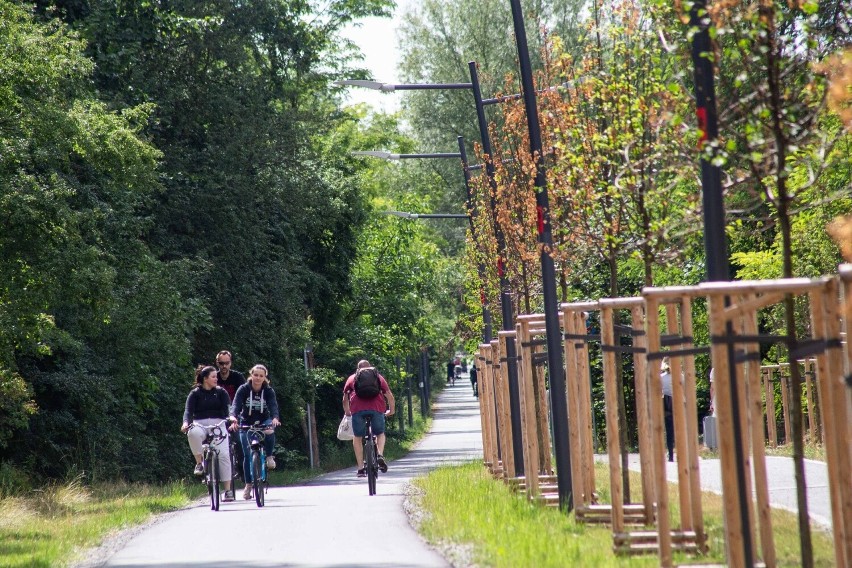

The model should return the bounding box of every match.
[243,486,253,500]
[266,456,276,470]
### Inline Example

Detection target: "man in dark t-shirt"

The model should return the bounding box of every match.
[216,350,246,402]
[216,350,246,479]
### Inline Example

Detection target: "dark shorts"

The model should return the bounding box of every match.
[352,410,385,437]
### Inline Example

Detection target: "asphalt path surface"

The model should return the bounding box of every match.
[92,377,483,568]
[595,450,833,530]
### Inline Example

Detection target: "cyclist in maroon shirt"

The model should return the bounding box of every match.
[342,360,395,477]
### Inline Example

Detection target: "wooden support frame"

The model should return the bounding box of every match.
[737,294,776,568]
[599,297,659,551]
[761,360,821,447]
[515,314,556,502]
[643,287,709,565]
[818,270,852,567]
[477,344,500,477]
[699,277,841,567]
[763,367,778,447]
[469,271,852,568]
[560,302,600,519]
[493,337,515,481]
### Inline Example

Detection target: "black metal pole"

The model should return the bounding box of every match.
[419,347,428,417]
[395,355,405,434]
[398,153,462,159]
[690,2,753,564]
[406,355,413,427]
[458,136,493,343]
[469,60,525,476]
[424,346,431,414]
[508,0,573,510]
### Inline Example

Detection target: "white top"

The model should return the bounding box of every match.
[660,370,673,397]
[709,368,717,416]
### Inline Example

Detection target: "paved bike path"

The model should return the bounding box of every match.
[90,379,482,567]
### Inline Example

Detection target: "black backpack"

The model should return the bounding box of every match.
[354,367,381,399]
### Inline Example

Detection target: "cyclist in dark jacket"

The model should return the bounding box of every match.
[229,364,280,500]
[181,365,235,501]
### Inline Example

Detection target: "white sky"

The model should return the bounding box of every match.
[339,0,416,112]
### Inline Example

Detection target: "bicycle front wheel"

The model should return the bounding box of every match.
[252,451,264,507]
[210,455,220,511]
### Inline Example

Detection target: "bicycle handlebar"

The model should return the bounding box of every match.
[189,419,230,442]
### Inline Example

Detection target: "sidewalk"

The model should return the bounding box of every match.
[595,453,833,530]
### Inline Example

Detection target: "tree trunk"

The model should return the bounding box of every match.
[778,199,812,566]
[609,251,631,503]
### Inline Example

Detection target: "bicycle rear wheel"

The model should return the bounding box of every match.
[210,455,220,511]
[365,438,377,496]
[252,451,264,507]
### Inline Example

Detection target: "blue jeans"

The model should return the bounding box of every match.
[351,410,385,437]
[239,419,275,482]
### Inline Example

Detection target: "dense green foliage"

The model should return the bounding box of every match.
[1,0,849,490]
[0,0,463,485]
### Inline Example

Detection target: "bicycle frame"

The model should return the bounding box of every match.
[191,420,229,512]
[240,423,273,507]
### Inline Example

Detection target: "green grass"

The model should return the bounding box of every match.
[412,461,837,567]
[0,478,205,567]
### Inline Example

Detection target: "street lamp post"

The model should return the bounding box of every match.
[339,72,534,477]
[509,0,573,510]
[384,211,469,219]
[690,2,754,564]
[357,147,492,341]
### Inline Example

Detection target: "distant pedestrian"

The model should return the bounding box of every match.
[469,363,478,397]
[446,360,454,384]
[709,368,716,416]
[660,358,674,462]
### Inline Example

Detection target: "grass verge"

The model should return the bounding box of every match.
[0,478,205,568]
[412,461,836,567]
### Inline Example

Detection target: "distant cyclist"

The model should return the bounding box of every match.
[342,360,395,477]
[230,364,280,500]
[453,360,463,386]
[181,365,236,501]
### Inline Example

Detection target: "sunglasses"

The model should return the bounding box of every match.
[217,360,231,365]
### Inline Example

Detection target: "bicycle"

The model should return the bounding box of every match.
[240,423,275,507]
[229,433,242,484]
[190,419,229,511]
[362,414,380,496]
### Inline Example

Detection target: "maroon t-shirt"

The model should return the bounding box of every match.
[343,372,390,414]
